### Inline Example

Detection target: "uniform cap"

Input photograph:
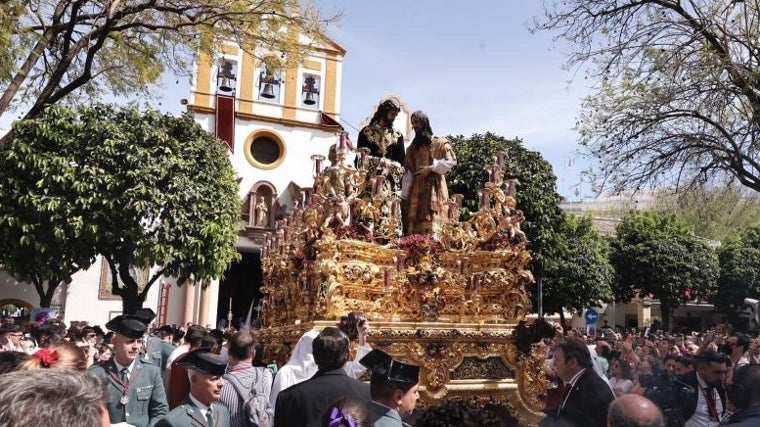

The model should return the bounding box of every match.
[359,349,419,384]
[178,349,227,376]
[105,316,146,339]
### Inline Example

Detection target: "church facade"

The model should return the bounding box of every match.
[0,33,349,328]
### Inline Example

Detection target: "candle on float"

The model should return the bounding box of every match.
[396,255,405,272]
[391,199,400,219]
[495,152,506,169]
[478,189,491,210]
[448,202,457,221]
[229,298,232,311]
[374,175,385,196]
[384,269,391,288]
[339,132,347,150]
[311,154,326,175]
[453,194,464,209]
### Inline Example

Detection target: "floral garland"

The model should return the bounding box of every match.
[335,224,376,243]
[399,234,443,259]
[477,231,512,251]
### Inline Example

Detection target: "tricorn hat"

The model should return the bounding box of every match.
[105,316,146,340]
[360,349,419,384]
[123,308,156,326]
[178,348,227,376]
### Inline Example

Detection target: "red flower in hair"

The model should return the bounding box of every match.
[32,348,59,367]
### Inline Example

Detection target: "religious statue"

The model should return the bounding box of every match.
[402,111,457,236]
[357,99,405,165]
[255,197,269,227]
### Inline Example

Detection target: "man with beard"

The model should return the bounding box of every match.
[357,99,405,165]
[156,350,231,427]
[89,315,168,427]
[401,111,456,236]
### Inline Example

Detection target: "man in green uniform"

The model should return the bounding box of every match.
[90,315,169,427]
[155,349,231,427]
[360,349,420,427]
[126,308,173,376]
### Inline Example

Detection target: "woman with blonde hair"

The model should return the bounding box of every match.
[18,342,88,370]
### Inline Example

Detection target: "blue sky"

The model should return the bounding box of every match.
[317,0,593,199]
[0,1,592,199]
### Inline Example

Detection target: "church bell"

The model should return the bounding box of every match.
[303,91,317,105]
[218,78,234,93]
[260,83,276,99]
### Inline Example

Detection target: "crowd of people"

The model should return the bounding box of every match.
[541,323,760,427]
[4,308,760,426]
[0,308,512,427]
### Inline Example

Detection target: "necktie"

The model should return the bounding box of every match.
[705,386,718,421]
[206,406,214,427]
[120,367,129,383]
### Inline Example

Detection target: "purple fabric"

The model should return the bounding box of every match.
[327,407,360,427]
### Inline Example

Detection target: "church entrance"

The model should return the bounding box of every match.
[217,251,263,329]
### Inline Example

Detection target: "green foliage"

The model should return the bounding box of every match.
[715,224,760,324]
[610,211,719,330]
[447,132,611,315]
[653,185,760,242]
[541,215,614,315]
[0,104,101,306]
[0,104,241,312]
[447,132,564,258]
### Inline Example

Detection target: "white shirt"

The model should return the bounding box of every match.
[114,359,136,379]
[188,393,212,420]
[685,373,723,427]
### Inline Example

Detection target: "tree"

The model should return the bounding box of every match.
[610,211,720,330]
[541,214,614,327]
[0,104,241,313]
[447,132,564,259]
[0,1,336,143]
[0,107,101,306]
[653,184,760,242]
[715,225,760,327]
[534,1,760,194]
[447,133,611,319]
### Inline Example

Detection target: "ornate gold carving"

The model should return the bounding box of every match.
[257,149,545,425]
[451,357,514,380]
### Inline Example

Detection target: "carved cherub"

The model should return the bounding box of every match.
[322,194,351,230]
[508,210,527,243]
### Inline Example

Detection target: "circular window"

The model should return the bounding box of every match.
[244,131,286,169]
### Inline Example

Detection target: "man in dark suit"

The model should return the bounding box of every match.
[155,350,231,427]
[274,327,371,427]
[677,350,728,427]
[539,338,614,427]
[89,315,169,427]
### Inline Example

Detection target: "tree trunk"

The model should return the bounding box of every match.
[661,299,671,332]
[32,278,61,308]
[121,290,145,315]
[559,308,567,336]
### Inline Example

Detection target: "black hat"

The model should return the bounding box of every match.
[123,308,156,326]
[0,324,20,334]
[105,316,146,339]
[360,349,419,384]
[156,325,174,335]
[178,349,227,376]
